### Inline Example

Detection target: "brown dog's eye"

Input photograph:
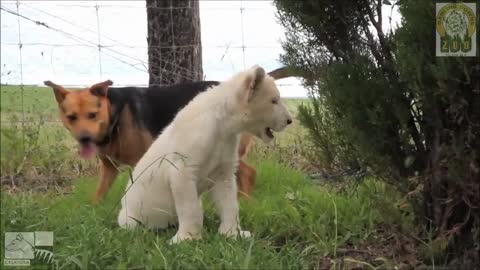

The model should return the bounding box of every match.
[67,114,77,122]
[88,112,97,119]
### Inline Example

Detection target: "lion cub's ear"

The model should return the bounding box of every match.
[239,65,266,103]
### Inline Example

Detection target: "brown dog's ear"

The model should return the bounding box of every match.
[89,80,113,97]
[242,65,266,102]
[44,80,68,103]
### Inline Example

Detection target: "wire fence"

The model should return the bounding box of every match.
[1,0,305,129]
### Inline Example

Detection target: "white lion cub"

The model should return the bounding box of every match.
[117,65,292,243]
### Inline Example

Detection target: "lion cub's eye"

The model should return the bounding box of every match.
[88,112,97,119]
[67,114,77,122]
[272,98,279,104]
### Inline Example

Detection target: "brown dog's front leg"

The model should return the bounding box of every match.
[236,160,256,198]
[94,157,119,204]
[236,133,256,198]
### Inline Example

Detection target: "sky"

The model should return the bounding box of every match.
[0,1,401,98]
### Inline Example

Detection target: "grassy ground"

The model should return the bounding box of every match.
[1,160,410,269]
[0,85,420,269]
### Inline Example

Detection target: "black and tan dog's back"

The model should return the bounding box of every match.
[107,81,220,139]
[45,80,256,203]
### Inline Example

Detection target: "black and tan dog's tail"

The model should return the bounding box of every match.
[267,66,291,80]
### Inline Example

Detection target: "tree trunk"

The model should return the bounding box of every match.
[146,0,203,85]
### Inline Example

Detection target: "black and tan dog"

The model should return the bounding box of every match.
[45,80,257,203]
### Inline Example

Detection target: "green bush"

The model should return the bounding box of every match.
[275,0,480,266]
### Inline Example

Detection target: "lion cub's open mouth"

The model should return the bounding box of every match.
[265,127,274,139]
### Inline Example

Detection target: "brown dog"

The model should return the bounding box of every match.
[45,80,256,203]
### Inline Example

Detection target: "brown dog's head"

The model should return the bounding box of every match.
[44,80,113,159]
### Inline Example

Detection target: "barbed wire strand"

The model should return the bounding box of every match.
[23,3,270,11]
[20,2,129,49]
[0,42,282,49]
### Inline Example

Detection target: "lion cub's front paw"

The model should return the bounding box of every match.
[168,231,201,245]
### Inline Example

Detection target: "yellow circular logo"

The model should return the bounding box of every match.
[436,3,476,53]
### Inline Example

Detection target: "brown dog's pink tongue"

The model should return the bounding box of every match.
[79,143,97,159]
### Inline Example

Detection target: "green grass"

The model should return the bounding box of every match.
[1,158,407,269]
[1,84,59,114]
